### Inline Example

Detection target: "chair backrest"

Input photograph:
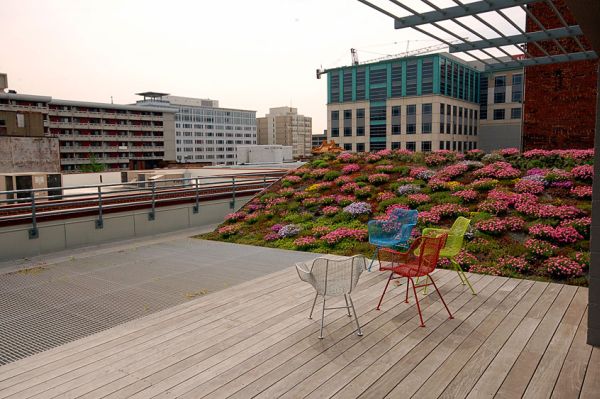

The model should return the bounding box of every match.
[308,255,366,295]
[409,234,447,275]
[446,216,471,255]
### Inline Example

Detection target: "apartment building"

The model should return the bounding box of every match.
[324,53,480,153]
[257,107,312,158]
[137,94,257,165]
[312,131,327,148]
[0,91,176,172]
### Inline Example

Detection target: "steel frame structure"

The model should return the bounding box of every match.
[357,0,597,71]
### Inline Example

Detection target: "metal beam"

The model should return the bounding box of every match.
[394,0,538,29]
[484,50,598,70]
[449,26,583,52]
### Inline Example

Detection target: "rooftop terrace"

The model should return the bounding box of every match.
[0,231,596,398]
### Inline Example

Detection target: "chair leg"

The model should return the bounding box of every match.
[452,259,476,295]
[347,294,363,336]
[319,296,326,339]
[343,294,351,317]
[409,277,426,327]
[309,293,318,319]
[405,277,410,303]
[376,271,394,310]
[429,274,454,320]
[368,247,379,271]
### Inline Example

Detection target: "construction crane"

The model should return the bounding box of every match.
[316,40,463,79]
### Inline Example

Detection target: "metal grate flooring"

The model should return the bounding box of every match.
[0,238,316,365]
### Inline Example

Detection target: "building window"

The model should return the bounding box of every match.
[330,73,340,103]
[494,91,506,104]
[458,107,463,135]
[406,141,416,152]
[421,141,432,152]
[406,104,416,134]
[452,106,457,134]
[511,107,522,119]
[356,108,365,136]
[479,74,488,120]
[370,106,386,121]
[495,76,506,87]
[493,109,506,120]
[331,110,339,137]
[343,70,352,102]
[370,141,386,151]
[369,87,387,101]
[406,61,417,96]
[369,67,387,85]
[392,106,401,135]
[440,141,444,150]
[370,125,386,137]
[356,69,366,100]
[512,73,522,86]
[343,143,352,151]
[344,109,352,136]
[422,103,432,134]
[344,127,352,136]
[391,63,403,97]
[440,58,447,95]
[391,142,401,149]
[421,58,433,94]
[357,143,365,152]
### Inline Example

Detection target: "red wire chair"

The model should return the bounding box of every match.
[376,233,453,327]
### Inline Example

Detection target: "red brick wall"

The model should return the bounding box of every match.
[523,0,598,150]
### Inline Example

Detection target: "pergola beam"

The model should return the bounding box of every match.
[484,50,597,70]
[394,0,538,29]
[449,25,583,52]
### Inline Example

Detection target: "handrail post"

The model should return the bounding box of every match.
[193,177,200,214]
[263,175,267,188]
[230,176,236,209]
[28,192,39,239]
[95,186,104,229]
[148,182,156,221]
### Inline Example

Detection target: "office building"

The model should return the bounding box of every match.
[0,88,176,173]
[323,53,480,153]
[137,94,257,165]
[257,107,312,158]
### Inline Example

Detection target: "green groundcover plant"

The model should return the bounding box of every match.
[198,148,594,286]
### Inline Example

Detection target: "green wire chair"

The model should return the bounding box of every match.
[420,216,476,295]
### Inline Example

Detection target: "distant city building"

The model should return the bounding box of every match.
[137,93,257,166]
[236,145,293,165]
[257,107,312,158]
[312,131,327,148]
[0,88,176,173]
[323,53,480,153]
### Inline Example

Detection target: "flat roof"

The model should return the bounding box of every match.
[51,98,177,113]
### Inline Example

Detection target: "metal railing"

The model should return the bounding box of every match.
[0,171,286,239]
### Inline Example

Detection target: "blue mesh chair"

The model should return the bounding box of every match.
[367,209,418,271]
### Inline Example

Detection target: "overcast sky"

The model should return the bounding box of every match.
[2,0,524,134]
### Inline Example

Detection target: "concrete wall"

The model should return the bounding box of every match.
[478,123,522,152]
[0,196,250,262]
[0,136,61,173]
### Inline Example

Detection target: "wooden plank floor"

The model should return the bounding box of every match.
[0,265,595,399]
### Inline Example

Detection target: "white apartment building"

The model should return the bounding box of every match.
[257,107,312,158]
[137,93,257,165]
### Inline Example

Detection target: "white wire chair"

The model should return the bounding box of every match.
[296,255,366,339]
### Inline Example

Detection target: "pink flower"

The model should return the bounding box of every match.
[571,164,594,180]
[342,163,361,174]
[337,152,356,163]
[321,227,368,244]
[544,256,585,278]
[500,148,520,156]
[321,205,340,216]
[340,182,360,194]
[368,173,390,184]
[376,149,393,157]
[225,211,246,223]
[453,189,478,202]
[515,179,545,194]
[377,191,396,201]
[282,175,302,184]
[498,256,529,273]
[407,193,431,206]
[473,162,521,179]
[570,185,593,198]
[293,236,317,248]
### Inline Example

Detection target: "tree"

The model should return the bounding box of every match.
[79,155,106,173]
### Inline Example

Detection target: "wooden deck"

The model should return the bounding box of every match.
[0,266,596,398]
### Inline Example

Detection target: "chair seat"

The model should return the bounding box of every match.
[370,237,407,247]
[379,263,428,278]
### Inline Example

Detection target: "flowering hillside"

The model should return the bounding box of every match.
[199,148,594,285]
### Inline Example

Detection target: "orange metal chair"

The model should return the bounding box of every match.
[376,234,453,327]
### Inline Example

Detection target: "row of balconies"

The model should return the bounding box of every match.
[59,146,164,152]
[49,109,162,120]
[57,134,163,142]
[60,155,163,164]
[48,121,163,131]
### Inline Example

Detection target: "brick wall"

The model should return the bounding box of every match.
[523,0,599,150]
